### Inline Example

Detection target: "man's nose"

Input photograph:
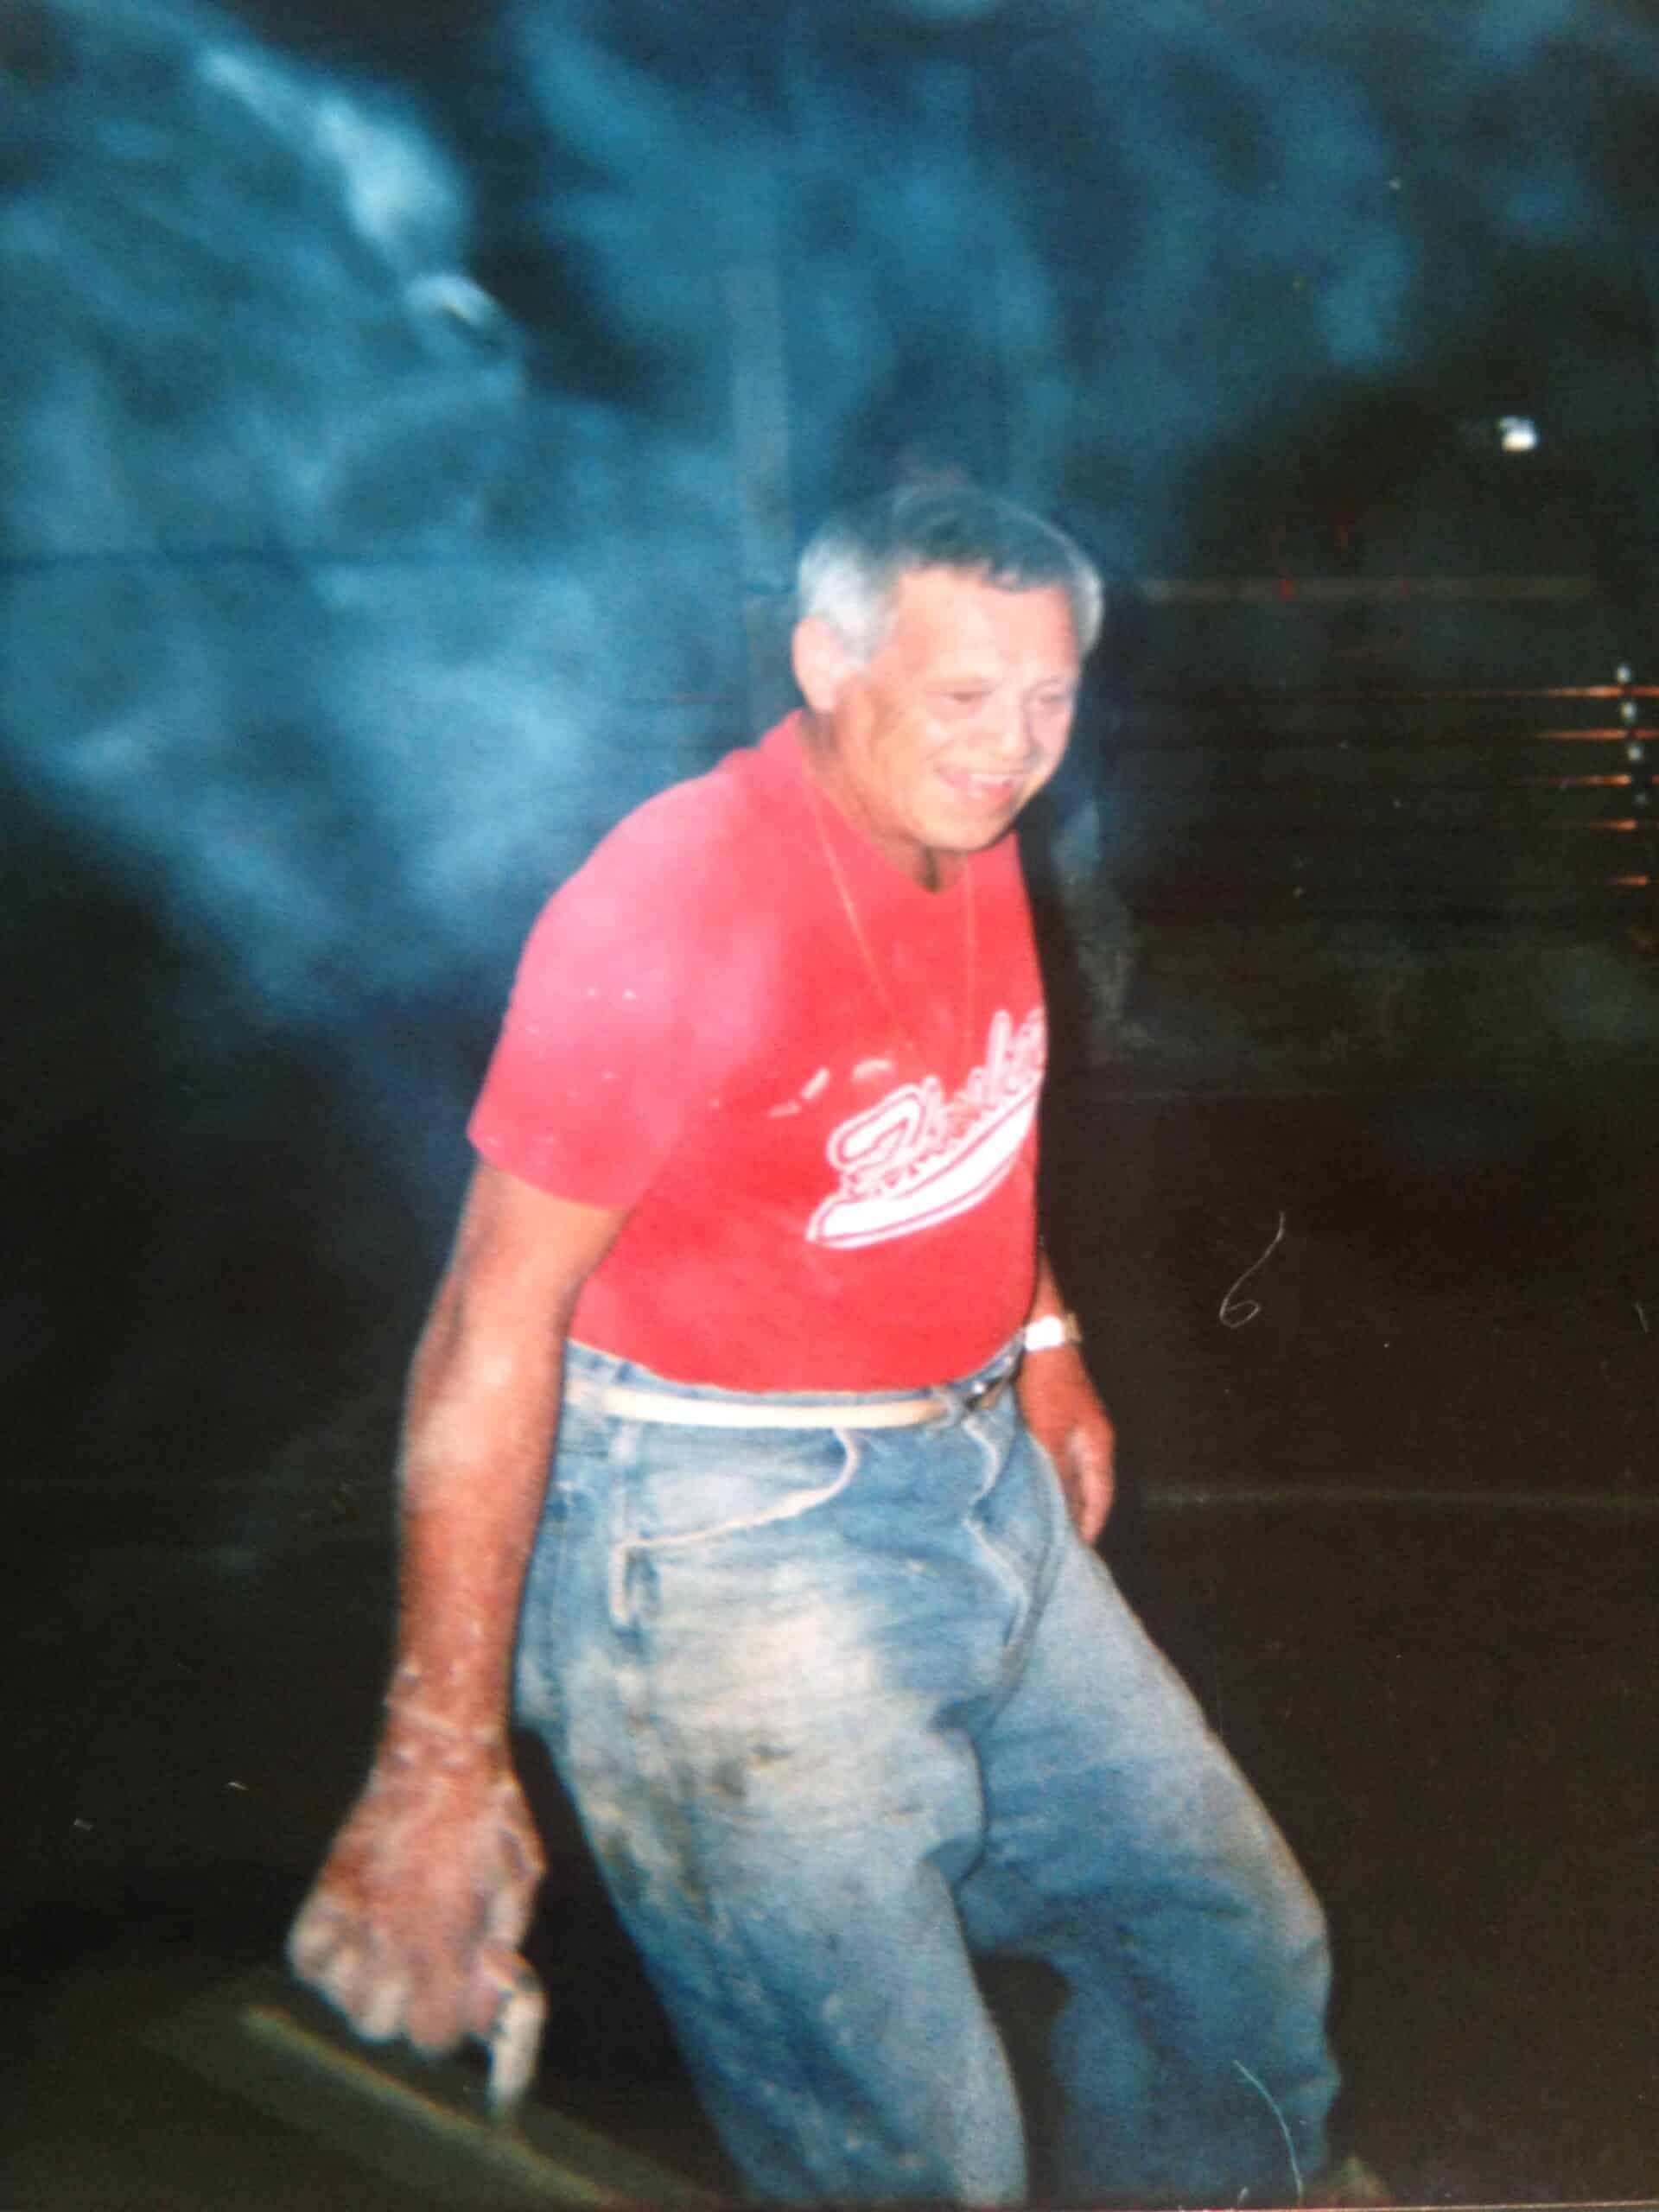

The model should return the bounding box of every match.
[985,698,1033,764]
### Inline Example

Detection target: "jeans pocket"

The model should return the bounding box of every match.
[607,1425,862,1630]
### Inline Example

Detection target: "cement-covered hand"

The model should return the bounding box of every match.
[285,1714,545,2059]
[1016,1342,1116,1543]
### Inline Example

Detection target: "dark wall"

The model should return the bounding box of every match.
[9,0,1659,1505]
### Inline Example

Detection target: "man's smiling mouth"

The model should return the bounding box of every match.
[939,766,1027,806]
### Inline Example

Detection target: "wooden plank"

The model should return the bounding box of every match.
[147,1968,721,2209]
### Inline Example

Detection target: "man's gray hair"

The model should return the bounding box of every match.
[798,481,1103,664]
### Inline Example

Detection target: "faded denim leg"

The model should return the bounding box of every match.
[955,1444,1338,2205]
[513,1344,1336,2205]
[516,1349,1042,2202]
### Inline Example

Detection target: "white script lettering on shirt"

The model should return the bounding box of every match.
[806,1008,1045,1251]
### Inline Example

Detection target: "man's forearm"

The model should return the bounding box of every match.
[371,1167,626,1742]
[1027,1243,1075,1329]
[382,1281,569,1742]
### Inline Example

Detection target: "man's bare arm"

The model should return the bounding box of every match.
[287,1162,626,2057]
[1016,1246,1116,1542]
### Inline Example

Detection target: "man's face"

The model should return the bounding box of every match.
[795,568,1082,887]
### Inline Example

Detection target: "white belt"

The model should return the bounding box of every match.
[563,1370,1014,1431]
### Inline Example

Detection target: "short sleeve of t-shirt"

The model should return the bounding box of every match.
[467,774,750,1210]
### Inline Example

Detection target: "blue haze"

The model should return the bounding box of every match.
[4,0,1658,1481]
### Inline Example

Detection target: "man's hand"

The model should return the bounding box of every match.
[286,1709,545,2059]
[1017,1341,1116,1543]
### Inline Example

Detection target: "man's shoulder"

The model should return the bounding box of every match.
[571,719,796,903]
[607,746,760,859]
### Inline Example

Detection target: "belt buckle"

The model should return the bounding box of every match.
[961,1368,1012,1417]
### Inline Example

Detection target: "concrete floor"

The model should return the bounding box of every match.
[4,1073,1656,2208]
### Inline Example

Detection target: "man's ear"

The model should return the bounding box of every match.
[791,616,857,714]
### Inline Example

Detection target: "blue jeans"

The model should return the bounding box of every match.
[515,1340,1337,2204]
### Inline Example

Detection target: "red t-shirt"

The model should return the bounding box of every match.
[468,715,1046,1389]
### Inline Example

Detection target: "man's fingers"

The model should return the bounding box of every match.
[286,1892,346,1982]
[315,1933,378,2031]
[288,1895,378,2032]
[289,1891,460,2051]
[1078,1463,1114,1543]
[404,1961,473,2055]
[1072,1430,1116,1540]
[1055,1441,1113,1543]
[399,1904,488,2052]
[354,1961,412,2044]
[468,1942,546,2118]
[483,1827,543,1945]
[467,1938,533,2034]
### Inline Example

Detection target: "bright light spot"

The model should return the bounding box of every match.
[1497,416,1539,453]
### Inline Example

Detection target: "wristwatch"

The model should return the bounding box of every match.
[1020,1311,1084,1354]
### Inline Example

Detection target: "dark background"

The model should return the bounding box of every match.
[3,1,1656,2203]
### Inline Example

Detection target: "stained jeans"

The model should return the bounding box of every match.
[514,1340,1338,2205]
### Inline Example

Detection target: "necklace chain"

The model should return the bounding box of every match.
[804,771,977,1071]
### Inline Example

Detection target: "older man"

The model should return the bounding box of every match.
[289,483,1338,2204]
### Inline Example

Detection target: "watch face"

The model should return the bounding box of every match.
[1025,1314,1080,1352]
